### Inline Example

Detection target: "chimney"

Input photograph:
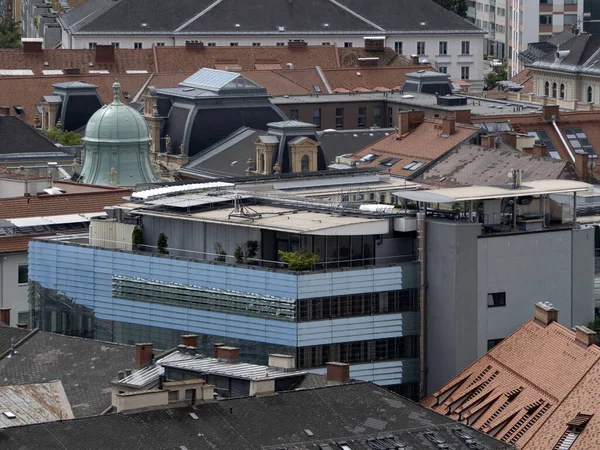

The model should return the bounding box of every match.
[534,302,558,326]
[95,44,115,64]
[125,369,132,377]
[64,67,81,75]
[522,147,534,155]
[532,142,547,157]
[117,371,125,380]
[575,325,597,347]
[182,334,198,348]
[186,346,197,355]
[22,38,43,54]
[574,152,589,181]
[398,111,410,134]
[327,362,350,385]
[0,106,10,116]
[185,41,204,50]
[441,117,456,136]
[213,342,226,358]
[135,343,153,367]
[218,346,240,362]
[288,40,307,49]
[454,109,471,123]
[480,135,496,148]
[542,104,559,120]
[502,133,517,148]
[410,54,419,64]
[0,308,10,326]
[268,354,296,372]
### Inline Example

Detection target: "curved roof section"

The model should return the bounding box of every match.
[83,81,150,143]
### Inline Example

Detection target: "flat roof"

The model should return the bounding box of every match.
[134,202,390,236]
[393,180,591,203]
[271,92,546,116]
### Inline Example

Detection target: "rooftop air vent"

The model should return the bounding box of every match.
[141,23,148,27]
[278,26,285,32]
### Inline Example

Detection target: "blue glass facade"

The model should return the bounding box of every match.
[29,239,420,387]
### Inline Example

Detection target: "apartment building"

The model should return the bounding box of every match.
[394,179,594,394]
[509,0,584,75]
[475,0,510,59]
[28,182,423,398]
[57,0,486,86]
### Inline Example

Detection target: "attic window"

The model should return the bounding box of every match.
[323,23,329,28]
[141,23,148,27]
[554,415,593,450]
[360,153,379,162]
[277,26,285,32]
[13,105,24,115]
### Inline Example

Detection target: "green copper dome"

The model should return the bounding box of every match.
[79,81,156,187]
[83,81,151,144]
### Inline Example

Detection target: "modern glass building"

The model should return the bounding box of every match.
[29,185,422,398]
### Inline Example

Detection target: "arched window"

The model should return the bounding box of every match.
[544,81,549,97]
[301,155,310,173]
[258,153,265,174]
[588,86,593,103]
[560,83,565,99]
[552,82,557,98]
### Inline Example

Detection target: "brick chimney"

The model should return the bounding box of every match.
[534,302,558,326]
[0,106,10,116]
[22,38,43,54]
[0,308,10,326]
[542,104,559,120]
[575,325,597,347]
[480,135,496,148]
[182,334,198,348]
[574,152,589,181]
[95,44,115,64]
[288,40,307,49]
[135,343,153,367]
[410,54,419,65]
[532,142,547,157]
[454,109,471,123]
[398,110,424,134]
[213,342,226,358]
[327,362,350,385]
[522,147,534,155]
[185,41,204,50]
[217,346,240,363]
[502,133,518,148]
[441,117,456,136]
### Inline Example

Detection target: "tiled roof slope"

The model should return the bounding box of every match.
[350,118,480,177]
[0,182,130,219]
[0,382,511,449]
[65,0,481,34]
[0,116,63,155]
[0,325,31,355]
[509,69,533,93]
[422,312,600,449]
[0,330,137,418]
[322,66,426,91]
[413,143,579,188]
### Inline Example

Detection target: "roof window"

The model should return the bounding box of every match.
[13,105,24,115]
[554,414,593,450]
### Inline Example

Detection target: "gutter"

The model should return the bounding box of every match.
[552,119,575,163]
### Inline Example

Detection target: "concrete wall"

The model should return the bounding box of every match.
[425,220,480,395]
[0,252,30,327]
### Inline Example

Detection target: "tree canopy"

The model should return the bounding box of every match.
[0,18,21,49]
[484,64,508,90]
[433,0,468,17]
[43,127,84,146]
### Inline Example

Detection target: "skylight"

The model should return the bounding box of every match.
[360,153,379,162]
[403,161,422,170]
[562,128,597,159]
[527,130,560,159]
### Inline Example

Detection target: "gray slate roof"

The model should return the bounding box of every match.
[0,116,67,157]
[62,0,482,35]
[0,382,511,450]
[0,325,31,356]
[527,32,600,75]
[412,143,579,188]
[317,128,394,163]
[0,330,136,418]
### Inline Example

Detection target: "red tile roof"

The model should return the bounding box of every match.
[350,118,480,177]
[510,69,534,93]
[322,66,430,91]
[422,308,600,449]
[0,181,130,219]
